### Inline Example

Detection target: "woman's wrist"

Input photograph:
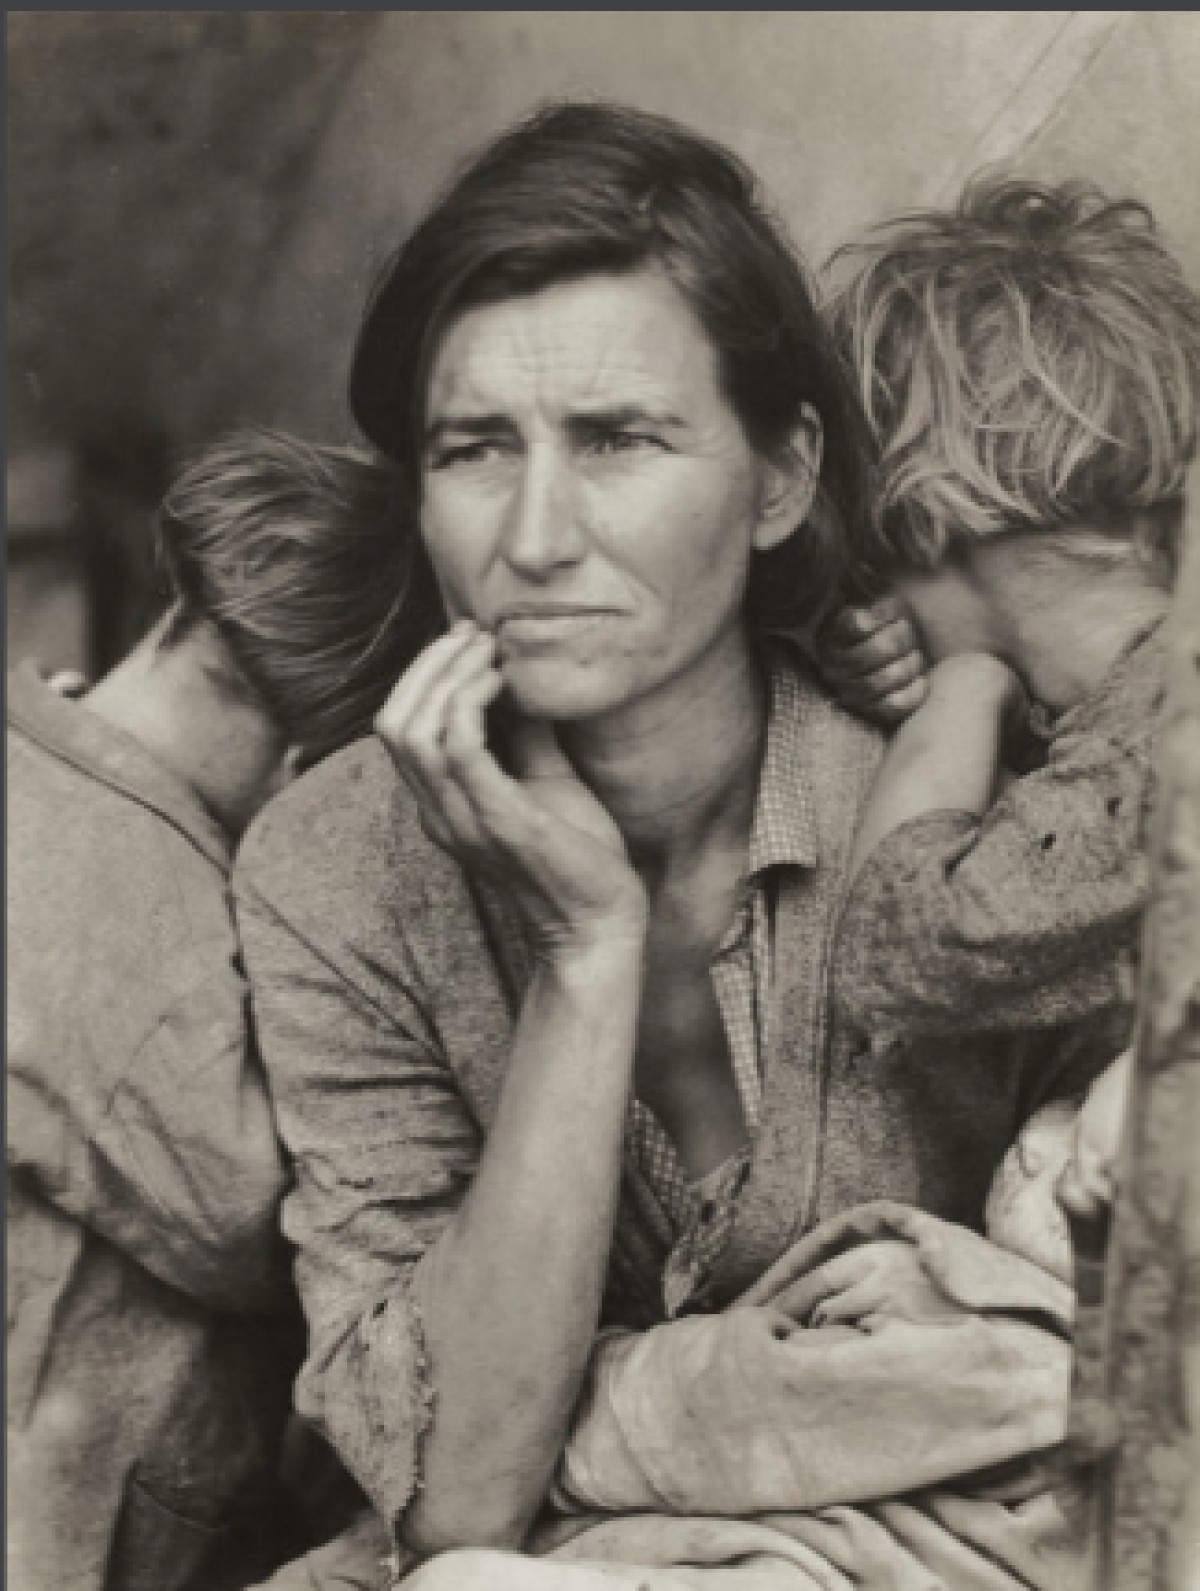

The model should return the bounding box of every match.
[533,911,649,982]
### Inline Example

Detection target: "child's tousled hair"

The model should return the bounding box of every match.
[827,175,1200,580]
[157,429,439,761]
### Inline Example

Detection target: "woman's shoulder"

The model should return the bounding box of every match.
[235,733,464,922]
[771,642,885,774]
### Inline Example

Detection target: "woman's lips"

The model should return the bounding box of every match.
[495,608,620,644]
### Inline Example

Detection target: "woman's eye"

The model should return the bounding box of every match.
[588,431,663,457]
[429,440,508,470]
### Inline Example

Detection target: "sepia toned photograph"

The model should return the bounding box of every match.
[7,13,1200,1590]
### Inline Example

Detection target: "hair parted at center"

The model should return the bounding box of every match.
[827,174,1200,576]
[350,99,873,634]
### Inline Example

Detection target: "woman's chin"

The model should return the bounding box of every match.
[498,657,631,723]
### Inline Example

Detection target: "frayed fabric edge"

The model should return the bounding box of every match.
[385,1266,438,1587]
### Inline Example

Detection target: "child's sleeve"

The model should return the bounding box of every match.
[833,718,1154,1037]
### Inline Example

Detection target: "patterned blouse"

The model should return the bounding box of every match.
[625,661,815,1317]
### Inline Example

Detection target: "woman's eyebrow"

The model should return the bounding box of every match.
[424,414,516,448]
[569,403,687,430]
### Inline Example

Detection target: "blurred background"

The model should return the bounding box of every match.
[8,10,1200,679]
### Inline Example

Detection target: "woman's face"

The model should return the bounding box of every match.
[418,267,819,722]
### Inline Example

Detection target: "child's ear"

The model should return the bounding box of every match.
[752,403,823,554]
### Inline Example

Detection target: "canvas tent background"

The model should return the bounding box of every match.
[6,13,1200,1583]
[8,11,1200,672]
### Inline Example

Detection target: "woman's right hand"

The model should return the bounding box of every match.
[375,621,647,958]
[772,1238,960,1327]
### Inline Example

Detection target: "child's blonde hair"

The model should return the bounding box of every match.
[827,176,1200,579]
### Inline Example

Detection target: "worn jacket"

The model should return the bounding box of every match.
[7,664,298,1591]
[234,655,1102,1546]
[834,621,1165,1039]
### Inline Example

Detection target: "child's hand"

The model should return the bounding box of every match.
[1057,1049,1134,1222]
[815,597,929,727]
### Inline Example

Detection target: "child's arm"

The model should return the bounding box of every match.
[833,648,1159,1037]
[847,651,1025,881]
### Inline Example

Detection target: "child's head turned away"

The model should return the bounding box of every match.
[828,176,1200,591]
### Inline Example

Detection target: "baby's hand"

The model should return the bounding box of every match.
[772,1238,956,1327]
[1056,1049,1135,1222]
[815,597,929,727]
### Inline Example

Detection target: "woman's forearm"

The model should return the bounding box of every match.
[403,932,645,1556]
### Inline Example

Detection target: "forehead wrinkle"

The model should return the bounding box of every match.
[428,274,719,423]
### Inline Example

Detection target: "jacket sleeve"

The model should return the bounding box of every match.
[7,953,293,1316]
[233,870,483,1539]
[832,721,1155,1037]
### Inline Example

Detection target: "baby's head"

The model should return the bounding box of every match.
[827,177,1200,601]
[986,1049,1133,1282]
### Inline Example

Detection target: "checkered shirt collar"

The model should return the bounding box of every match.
[747,653,818,878]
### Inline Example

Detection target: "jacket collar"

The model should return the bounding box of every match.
[7,661,233,873]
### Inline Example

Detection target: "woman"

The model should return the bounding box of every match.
[234,104,1083,1584]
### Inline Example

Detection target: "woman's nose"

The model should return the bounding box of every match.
[500,448,587,577]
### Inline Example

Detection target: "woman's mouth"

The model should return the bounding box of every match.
[495,607,621,645]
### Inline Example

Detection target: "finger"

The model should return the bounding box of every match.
[417,801,460,855]
[855,648,928,700]
[1074,1136,1119,1210]
[450,727,542,840]
[769,1248,870,1321]
[47,668,88,696]
[502,716,575,782]
[380,638,499,865]
[424,670,511,857]
[374,621,483,743]
[811,1276,882,1328]
[395,633,498,790]
[837,676,929,727]
[822,596,908,647]
[1055,1158,1109,1224]
[819,616,922,683]
[404,630,497,745]
[443,666,506,765]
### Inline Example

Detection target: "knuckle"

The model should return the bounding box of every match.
[442,736,473,777]
[896,615,920,649]
[880,655,916,690]
[872,621,910,663]
[888,679,927,711]
[373,705,404,744]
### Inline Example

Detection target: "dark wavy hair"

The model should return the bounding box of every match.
[827,174,1200,581]
[350,100,873,634]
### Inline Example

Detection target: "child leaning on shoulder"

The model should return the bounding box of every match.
[817,178,1198,1147]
